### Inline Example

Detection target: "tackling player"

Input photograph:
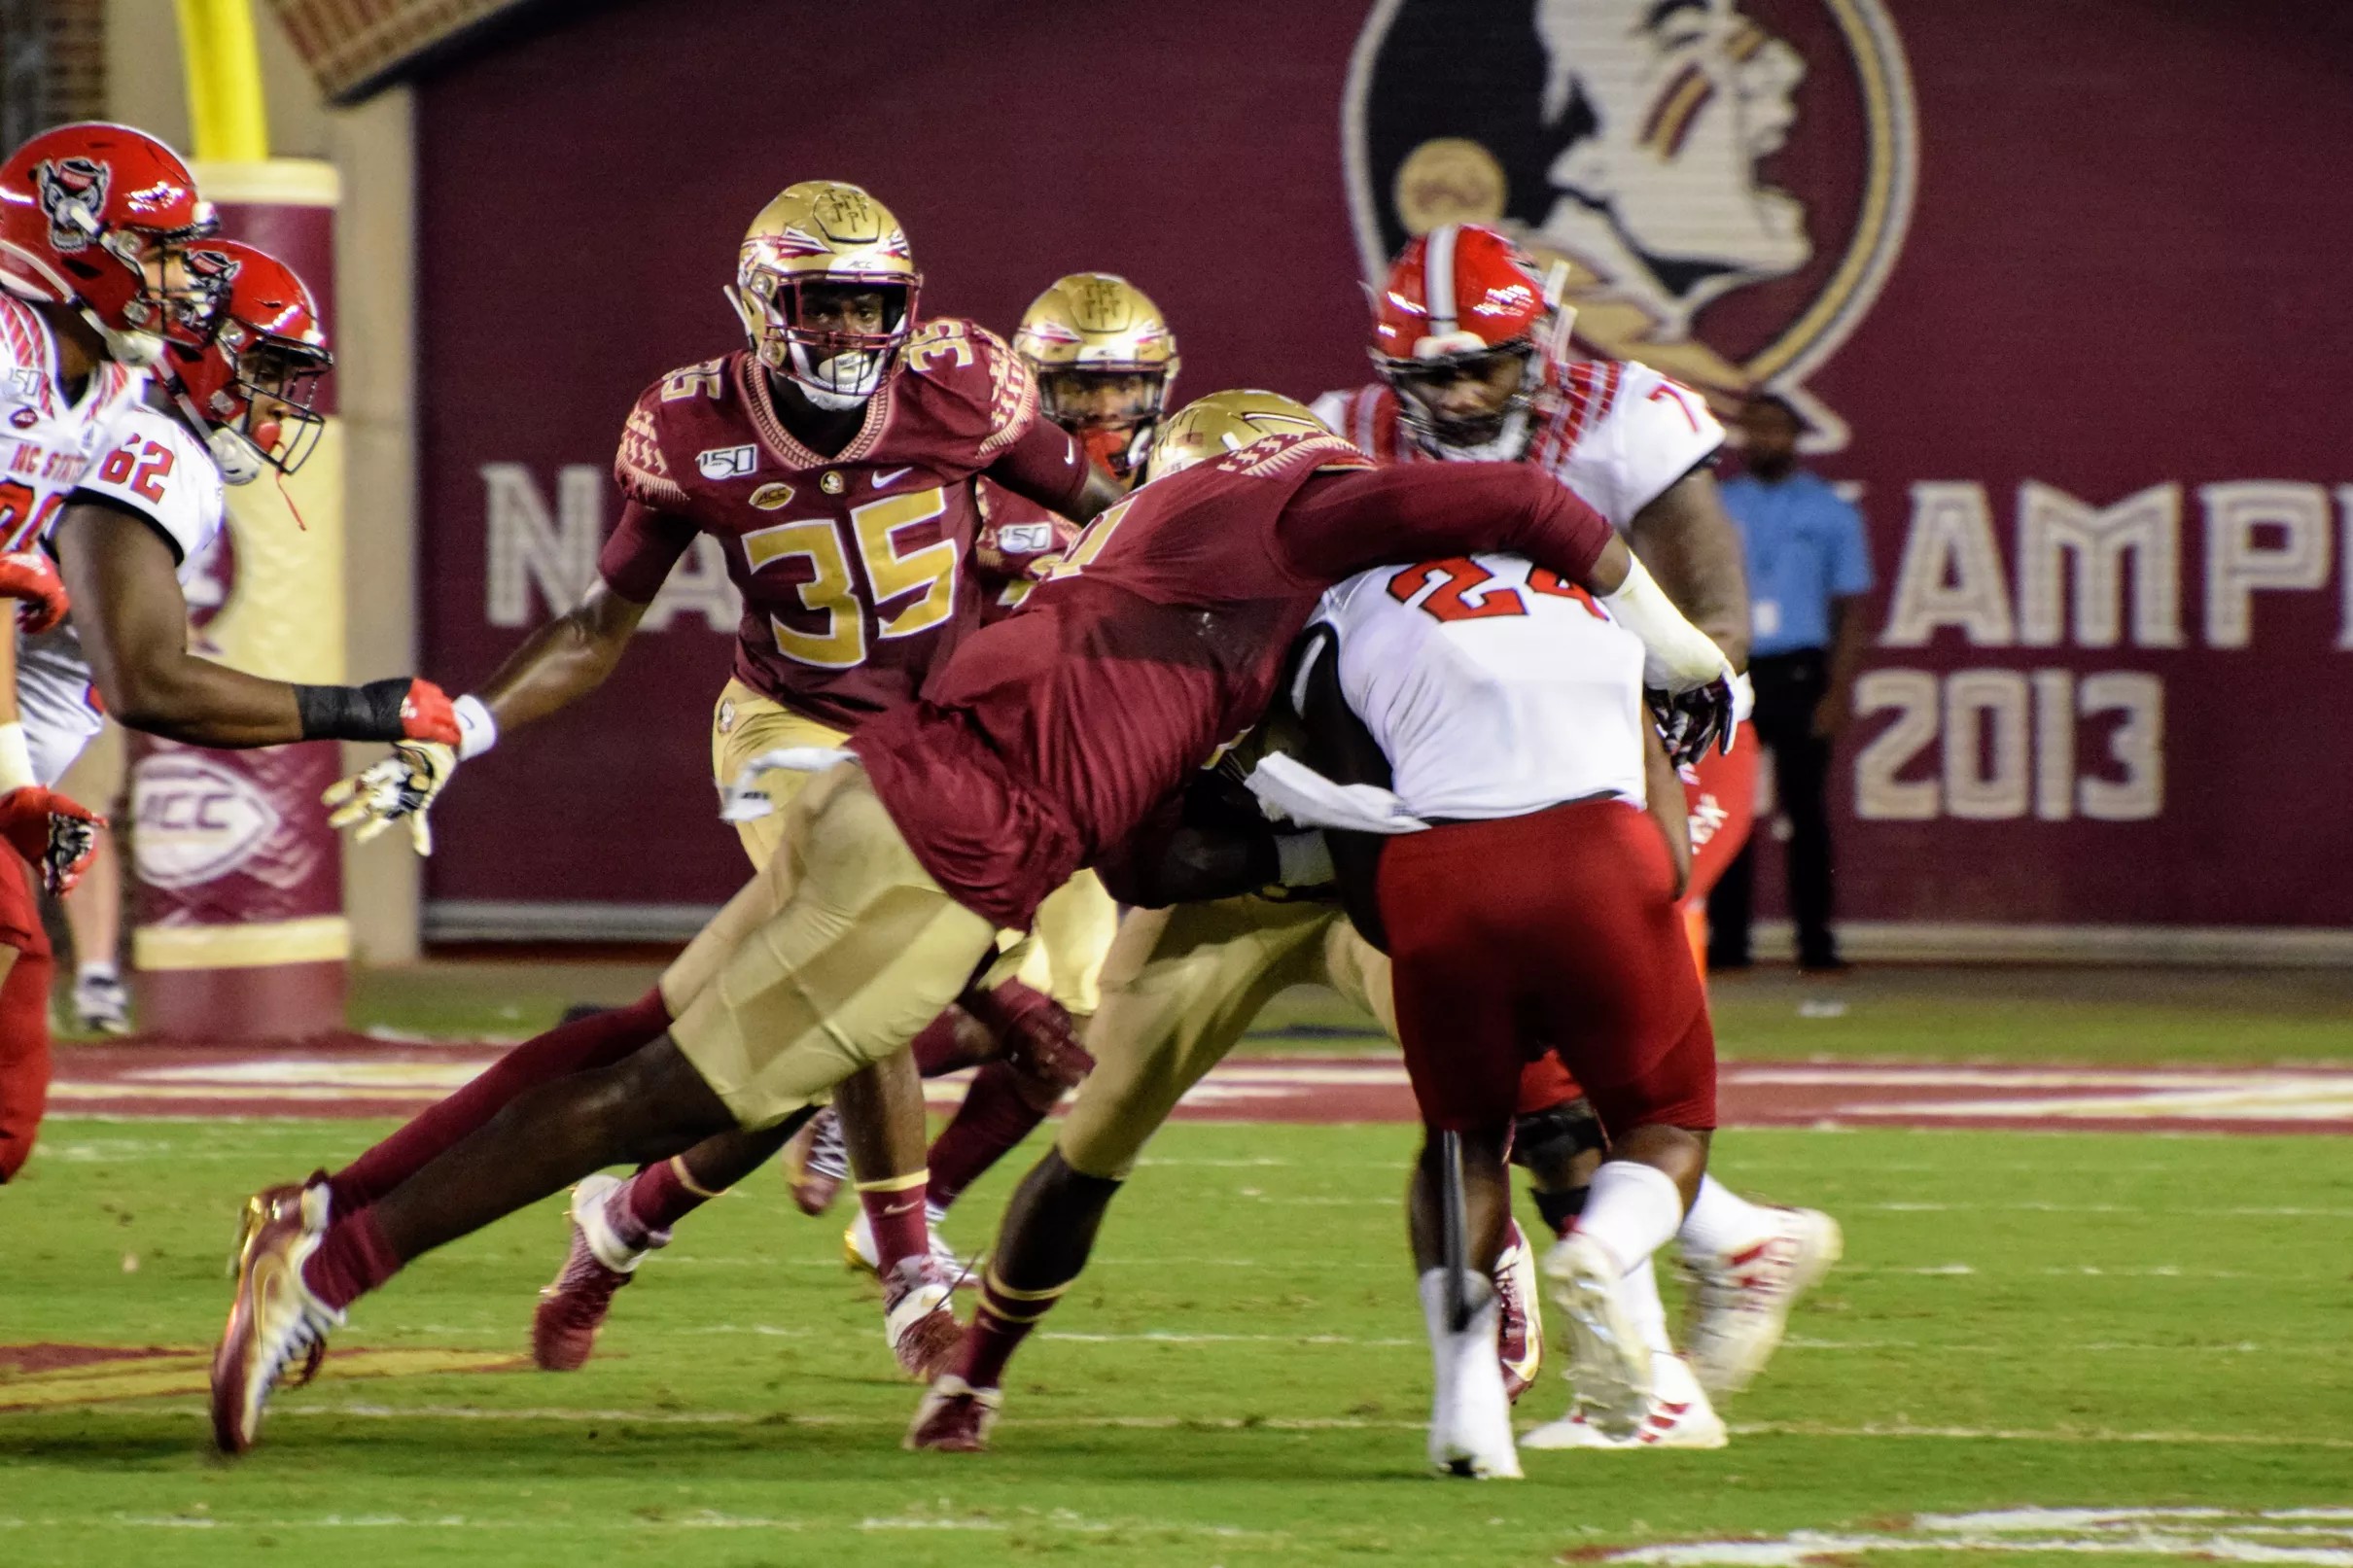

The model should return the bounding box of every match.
[303,186,1119,1378]
[208,389,1732,1456]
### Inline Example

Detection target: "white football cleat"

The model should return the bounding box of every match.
[1421,1270,1522,1480]
[1683,1205,1843,1395]
[844,1204,971,1284]
[1521,1351,1728,1450]
[1542,1232,1656,1442]
[1493,1221,1544,1403]
[881,1255,964,1381]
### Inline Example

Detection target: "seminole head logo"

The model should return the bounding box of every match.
[34,157,109,253]
[1345,0,1916,450]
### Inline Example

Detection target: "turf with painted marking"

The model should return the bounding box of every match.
[3,1115,2349,1566]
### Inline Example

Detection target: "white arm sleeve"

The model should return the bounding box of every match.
[71,405,225,566]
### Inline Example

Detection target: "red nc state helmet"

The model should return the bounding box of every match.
[0,122,212,362]
[159,240,332,484]
[1370,223,1571,458]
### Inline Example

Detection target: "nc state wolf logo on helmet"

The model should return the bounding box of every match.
[177,245,243,333]
[1344,0,1918,451]
[34,157,109,252]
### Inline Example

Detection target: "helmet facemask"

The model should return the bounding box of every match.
[1039,366,1170,487]
[738,271,916,412]
[1377,338,1543,461]
[215,336,330,482]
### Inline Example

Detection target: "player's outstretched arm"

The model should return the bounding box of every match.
[53,498,458,749]
[1627,469,1750,672]
[470,580,651,735]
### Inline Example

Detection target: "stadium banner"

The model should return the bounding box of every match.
[407,0,2353,945]
[130,159,351,1036]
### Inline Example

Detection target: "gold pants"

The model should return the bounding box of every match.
[1057,895,1394,1179]
[675,680,1119,1126]
[662,761,998,1129]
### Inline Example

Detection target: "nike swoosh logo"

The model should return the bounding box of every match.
[881,1200,925,1217]
[872,467,913,488]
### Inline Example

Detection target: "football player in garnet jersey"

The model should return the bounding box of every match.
[209,388,1732,1457]
[297,184,1121,1386]
[1319,226,1840,1426]
[782,272,1176,1272]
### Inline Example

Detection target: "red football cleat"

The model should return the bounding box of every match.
[531,1173,641,1372]
[210,1180,340,1455]
[905,1374,1001,1452]
[782,1108,847,1216]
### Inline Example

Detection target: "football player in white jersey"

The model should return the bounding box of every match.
[0,122,214,1179]
[1313,226,1841,1432]
[0,169,462,1178]
[1247,520,1732,1477]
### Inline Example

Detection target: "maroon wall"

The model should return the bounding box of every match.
[412,0,2353,929]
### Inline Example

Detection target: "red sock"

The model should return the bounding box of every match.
[301,1206,404,1311]
[956,1272,1068,1390]
[328,989,670,1211]
[858,1173,932,1273]
[0,934,53,1183]
[927,1061,1051,1210]
[619,1155,718,1241]
[908,1003,993,1076]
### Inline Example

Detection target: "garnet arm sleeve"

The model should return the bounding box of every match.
[1273,462,1618,590]
[982,413,1093,518]
[597,501,697,603]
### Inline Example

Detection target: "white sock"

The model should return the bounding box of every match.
[1419,1266,1498,1345]
[78,961,118,985]
[1620,1255,1674,1353]
[1677,1175,1777,1260]
[1571,1161,1684,1277]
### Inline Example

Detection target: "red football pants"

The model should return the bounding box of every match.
[1380,798,1717,1140]
[1511,731,1756,1119]
[0,853,54,1181]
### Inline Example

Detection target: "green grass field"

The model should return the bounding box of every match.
[6,1099,2351,1565]
[317,958,2353,1067]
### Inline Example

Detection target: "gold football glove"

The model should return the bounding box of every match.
[322,741,456,855]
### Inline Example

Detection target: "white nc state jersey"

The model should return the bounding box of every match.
[1313,553,1649,820]
[0,294,148,550]
[1310,357,1722,532]
[71,401,226,567]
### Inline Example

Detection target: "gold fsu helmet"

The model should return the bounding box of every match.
[1146,390,1331,481]
[727,180,920,409]
[1013,272,1179,485]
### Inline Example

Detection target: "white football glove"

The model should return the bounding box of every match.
[323,741,456,855]
[716,746,857,821]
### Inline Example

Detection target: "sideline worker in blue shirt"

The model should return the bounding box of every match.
[1706,394,1873,972]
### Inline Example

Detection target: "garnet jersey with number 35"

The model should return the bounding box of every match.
[852,435,1619,930]
[602,321,1092,730]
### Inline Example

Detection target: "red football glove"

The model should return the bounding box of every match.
[398,679,461,746]
[0,549,69,635]
[0,785,105,894]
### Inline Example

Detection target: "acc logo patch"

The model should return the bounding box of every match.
[128,751,282,889]
[8,406,33,430]
[749,481,794,510]
[697,443,758,480]
[717,698,737,735]
[1345,0,1917,450]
